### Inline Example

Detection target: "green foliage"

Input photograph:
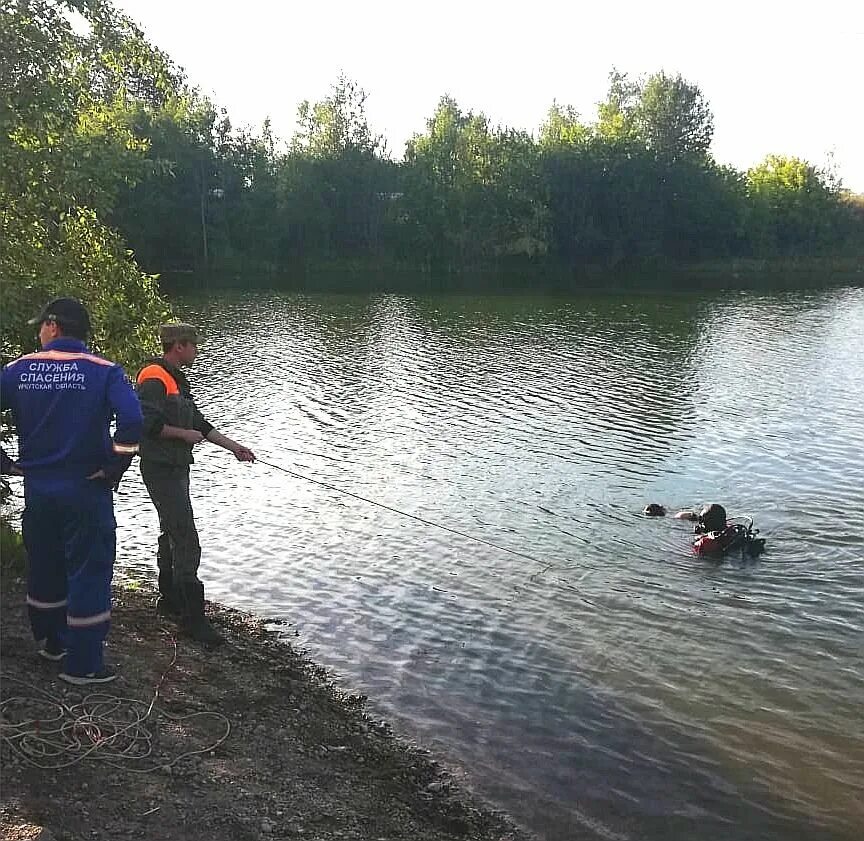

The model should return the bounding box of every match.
[1,0,172,370]
[596,69,713,162]
[1,0,178,554]
[596,70,641,144]
[273,76,394,262]
[1,200,170,369]
[401,97,545,267]
[109,93,220,273]
[3,1,861,300]
[635,71,714,162]
[745,155,848,255]
[840,193,864,253]
[293,74,383,159]
[539,104,589,148]
[0,515,27,577]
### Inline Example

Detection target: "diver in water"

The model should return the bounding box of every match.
[643,503,667,517]
[674,502,726,531]
[644,502,766,558]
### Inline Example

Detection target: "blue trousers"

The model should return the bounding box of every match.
[22,479,116,675]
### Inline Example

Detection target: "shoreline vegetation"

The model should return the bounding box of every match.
[159,255,864,295]
[0,575,534,841]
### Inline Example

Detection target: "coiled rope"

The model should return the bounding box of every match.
[0,636,231,772]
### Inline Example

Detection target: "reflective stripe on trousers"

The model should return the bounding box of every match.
[23,478,116,675]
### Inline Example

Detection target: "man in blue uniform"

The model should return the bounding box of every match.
[0,298,142,685]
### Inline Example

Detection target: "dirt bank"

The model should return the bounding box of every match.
[1,578,532,841]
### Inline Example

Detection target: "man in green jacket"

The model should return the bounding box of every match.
[137,323,255,644]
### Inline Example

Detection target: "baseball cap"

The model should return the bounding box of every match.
[28,297,92,336]
[159,323,199,345]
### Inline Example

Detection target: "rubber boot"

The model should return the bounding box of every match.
[178,581,224,646]
[157,568,182,617]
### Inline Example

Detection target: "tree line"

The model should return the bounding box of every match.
[111,70,863,279]
[2,0,863,368]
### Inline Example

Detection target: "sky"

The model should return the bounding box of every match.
[115,0,864,191]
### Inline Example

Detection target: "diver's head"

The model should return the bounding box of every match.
[699,504,727,533]
[643,503,666,517]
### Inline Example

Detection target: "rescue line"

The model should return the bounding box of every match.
[257,458,562,570]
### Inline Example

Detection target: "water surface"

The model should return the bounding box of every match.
[116,286,864,840]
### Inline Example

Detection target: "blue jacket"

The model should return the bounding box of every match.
[0,338,143,486]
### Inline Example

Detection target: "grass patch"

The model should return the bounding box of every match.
[0,516,26,577]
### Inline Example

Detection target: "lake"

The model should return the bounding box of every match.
[116,285,864,840]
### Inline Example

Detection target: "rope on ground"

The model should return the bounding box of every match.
[0,636,231,772]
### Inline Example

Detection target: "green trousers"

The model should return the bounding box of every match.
[140,462,201,587]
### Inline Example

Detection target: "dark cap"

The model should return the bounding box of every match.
[159,323,199,345]
[28,297,92,336]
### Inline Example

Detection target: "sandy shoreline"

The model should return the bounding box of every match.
[0,577,533,841]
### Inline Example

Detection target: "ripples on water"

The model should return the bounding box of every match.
[113,286,864,840]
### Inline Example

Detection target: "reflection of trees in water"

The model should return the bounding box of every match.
[176,289,719,498]
[395,294,712,478]
[176,286,859,495]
